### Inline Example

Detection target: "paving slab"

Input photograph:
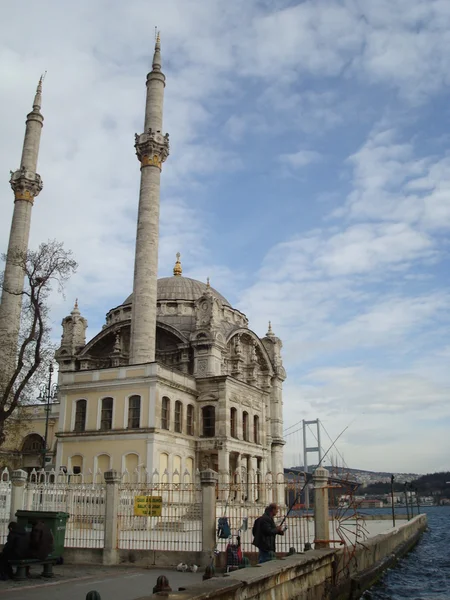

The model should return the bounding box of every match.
[0,565,205,600]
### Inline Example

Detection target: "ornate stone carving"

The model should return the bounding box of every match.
[135,128,169,170]
[197,359,207,375]
[235,334,242,356]
[9,168,43,203]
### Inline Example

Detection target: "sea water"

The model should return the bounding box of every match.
[369,506,450,599]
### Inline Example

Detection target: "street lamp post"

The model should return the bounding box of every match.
[38,363,58,469]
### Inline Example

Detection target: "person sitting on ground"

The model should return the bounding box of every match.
[252,503,285,564]
[152,575,172,594]
[0,522,30,580]
[29,520,54,561]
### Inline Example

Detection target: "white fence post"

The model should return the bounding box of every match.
[313,467,330,549]
[200,469,218,557]
[103,469,121,565]
[10,469,28,522]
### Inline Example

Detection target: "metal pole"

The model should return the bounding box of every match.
[404,483,410,520]
[303,420,309,510]
[390,475,396,527]
[409,484,415,517]
[415,487,420,514]
[42,363,53,468]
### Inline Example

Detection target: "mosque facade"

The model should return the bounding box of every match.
[0,38,286,498]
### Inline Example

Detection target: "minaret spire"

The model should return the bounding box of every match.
[0,77,45,377]
[33,73,45,111]
[130,35,170,364]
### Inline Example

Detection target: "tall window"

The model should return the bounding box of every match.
[161,396,170,430]
[243,411,249,441]
[202,406,215,437]
[187,404,194,436]
[74,399,87,432]
[100,397,113,431]
[128,395,141,429]
[175,401,183,433]
[230,407,237,438]
[253,415,260,444]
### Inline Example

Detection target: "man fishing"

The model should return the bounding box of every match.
[252,503,285,563]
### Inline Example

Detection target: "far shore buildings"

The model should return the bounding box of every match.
[0,38,286,500]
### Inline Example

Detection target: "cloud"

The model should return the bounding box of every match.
[342,128,450,230]
[280,150,322,169]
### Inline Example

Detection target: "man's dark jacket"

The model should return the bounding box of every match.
[29,522,54,560]
[252,510,282,552]
[2,525,29,560]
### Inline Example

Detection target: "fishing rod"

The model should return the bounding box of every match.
[279,421,352,527]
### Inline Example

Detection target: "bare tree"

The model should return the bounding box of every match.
[0,240,77,445]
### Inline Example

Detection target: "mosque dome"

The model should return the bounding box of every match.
[123,276,230,307]
[123,252,231,307]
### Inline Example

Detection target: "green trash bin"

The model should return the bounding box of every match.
[15,510,70,559]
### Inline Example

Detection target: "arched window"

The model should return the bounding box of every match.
[230,408,237,438]
[124,453,139,474]
[70,454,83,475]
[160,452,169,483]
[186,404,194,436]
[175,401,183,433]
[97,454,110,473]
[100,397,113,431]
[254,415,259,444]
[22,434,44,453]
[202,406,215,438]
[243,411,249,441]
[74,399,87,432]
[128,395,141,429]
[161,397,170,430]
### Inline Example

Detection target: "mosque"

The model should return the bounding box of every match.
[0,38,286,494]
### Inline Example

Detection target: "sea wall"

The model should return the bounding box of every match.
[133,514,427,600]
[332,513,427,599]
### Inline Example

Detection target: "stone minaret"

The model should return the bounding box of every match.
[0,78,44,374]
[130,34,170,364]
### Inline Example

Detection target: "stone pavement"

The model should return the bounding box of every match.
[0,564,205,600]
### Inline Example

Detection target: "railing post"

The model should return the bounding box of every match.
[313,467,330,549]
[103,469,121,565]
[10,469,28,521]
[200,469,218,558]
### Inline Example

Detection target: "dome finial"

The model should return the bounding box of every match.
[206,276,210,289]
[173,252,182,276]
[267,321,275,337]
[71,298,80,316]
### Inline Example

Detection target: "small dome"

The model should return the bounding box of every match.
[123,276,230,307]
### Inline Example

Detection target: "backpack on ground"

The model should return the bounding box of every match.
[217,516,231,539]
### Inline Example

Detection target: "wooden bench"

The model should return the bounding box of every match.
[8,558,57,580]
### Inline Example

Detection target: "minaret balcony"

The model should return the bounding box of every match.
[135,129,170,168]
[10,168,43,202]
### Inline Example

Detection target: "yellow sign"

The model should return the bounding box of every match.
[133,495,163,517]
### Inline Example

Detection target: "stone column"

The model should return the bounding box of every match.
[313,467,330,549]
[249,456,258,503]
[200,469,218,559]
[103,470,121,565]
[218,448,229,501]
[259,458,268,505]
[10,469,27,521]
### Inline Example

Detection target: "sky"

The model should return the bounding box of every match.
[1,0,450,475]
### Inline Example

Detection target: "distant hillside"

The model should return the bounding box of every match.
[288,465,420,478]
